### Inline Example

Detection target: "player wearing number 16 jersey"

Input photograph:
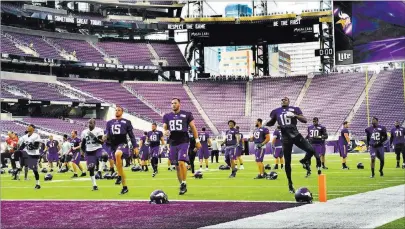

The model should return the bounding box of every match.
[265,97,321,193]
[163,98,201,195]
[80,119,104,191]
[365,117,387,178]
[106,106,139,195]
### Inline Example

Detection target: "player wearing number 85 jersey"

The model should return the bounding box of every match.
[265,97,321,194]
[81,119,104,191]
[163,98,201,195]
[106,106,139,195]
[365,117,387,178]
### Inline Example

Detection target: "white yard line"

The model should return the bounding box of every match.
[201,184,405,229]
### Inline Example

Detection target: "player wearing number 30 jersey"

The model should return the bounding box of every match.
[81,119,104,191]
[265,97,321,194]
[163,98,200,195]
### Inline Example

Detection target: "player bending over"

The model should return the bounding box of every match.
[81,119,104,191]
[106,106,139,195]
[265,97,321,193]
[250,119,270,179]
[365,117,387,178]
[163,98,200,195]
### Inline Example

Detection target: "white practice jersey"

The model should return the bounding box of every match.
[20,133,41,155]
[81,127,104,152]
[61,141,72,155]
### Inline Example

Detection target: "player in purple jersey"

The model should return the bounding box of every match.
[365,117,388,178]
[339,121,351,169]
[265,97,321,193]
[106,106,139,195]
[234,126,245,170]
[163,98,200,195]
[139,132,150,172]
[69,130,86,178]
[147,123,165,177]
[306,117,329,170]
[45,135,60,173]
[272,126,284,170]
[224,120,241,178]
[390,121,405,168]
[198,127,211,171]
[250,119,270,179]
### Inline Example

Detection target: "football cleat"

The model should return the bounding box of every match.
[50,169,54,173]
[305,170,311,178]
[152,172,156,178]
[80,172,87,177]
[254,174,265,179]
[317,167,322,175]
[289,184,295,194]
[322,166,328,170]
[273,164,279,170]
[120,187,129,195]
[396,164,400,168]
[34,185,41,189]
[71,174,78,178]
[228,173,236,178]
[380,170,384,177]
[370,175,375,178]
[239,165,245,170]
[115,176,122,185]
[179,183,187,195]
[299,159,310,171]
[402,163,405,169]
[342,167,350,170]
[205,168,209,171]
[92,186,98,191]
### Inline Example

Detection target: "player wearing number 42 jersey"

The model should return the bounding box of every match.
[106,106,139,195]
[163,98,201,195]
[390,121,405,168]
[265,97,321,193]
[81,119,104,191]
[365,117,387,178]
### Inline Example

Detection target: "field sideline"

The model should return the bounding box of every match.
[1,153,404,201]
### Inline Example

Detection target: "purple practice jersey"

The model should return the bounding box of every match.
[106,118,137,148]
[339,128,350,146]
[163,110,194,146]
[69,137,81,153]
[253,127,270,144]
[269,106,303,139]
[198,131,210,146]
[365,125,387,146]
[148,130,163,147]
[225,128,239,146]
[391,126,405,145]
[273,130,282,147]
[46,140,59,154]
[307,125,327,144]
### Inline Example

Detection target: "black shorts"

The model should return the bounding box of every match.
[394,143,405,154]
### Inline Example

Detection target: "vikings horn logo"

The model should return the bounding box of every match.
[336,11,352,34]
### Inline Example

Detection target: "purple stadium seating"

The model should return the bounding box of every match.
[22,117,86,135]
[97,42,153,65]
[59,79,162,122]
[350,70,405,136]
[124,82,210,132]
[0,35,28,56]
[49,38,104,63]
[150,43,189,67]
[298,73,372,135]
[188,81,251,132]
[6,32,61,59]
[0,89,24,99]
[0,120,27,136]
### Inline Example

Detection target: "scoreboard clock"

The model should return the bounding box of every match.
[315,48,334,57]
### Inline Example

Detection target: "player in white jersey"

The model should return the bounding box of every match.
[18,124,42,189]
[59,135,72,172]
[81,119,104,191]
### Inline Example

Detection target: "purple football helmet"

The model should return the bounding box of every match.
[150,190,169,204]
[194,171,203,179]
[295,187,313,203]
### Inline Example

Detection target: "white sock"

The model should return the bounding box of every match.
[91,176,97,186]
[182,181,186,184]
[15,161,21,169]
[36,180,40,185]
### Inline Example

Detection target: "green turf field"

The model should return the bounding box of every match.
[377,217,405,229]
[1,153,404,201]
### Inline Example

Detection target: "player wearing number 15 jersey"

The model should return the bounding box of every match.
[163,98,201,195]
[106,106,139,195]
[81,119,104,191]
[307,117,328,170]
[365,117,387,178]
[265,97,321,193]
